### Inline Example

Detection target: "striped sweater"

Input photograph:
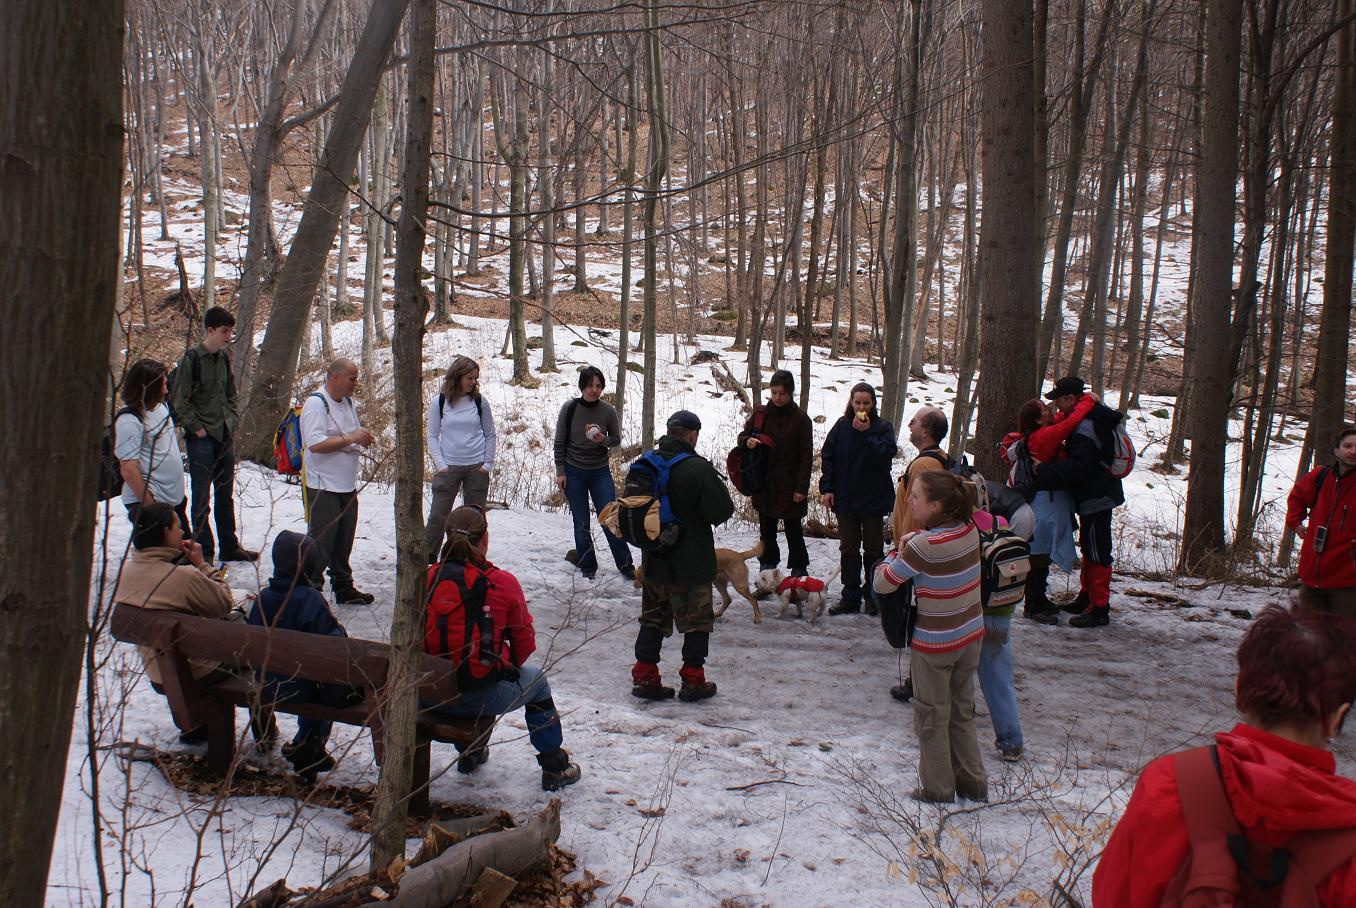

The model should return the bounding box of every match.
[874,521,984,653]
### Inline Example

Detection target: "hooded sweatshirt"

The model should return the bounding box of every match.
[249,531,347,701]
[1092,723,1356,906]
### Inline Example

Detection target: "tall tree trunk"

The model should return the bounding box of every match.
[615,64,638,425]
[974,0,1040,480]
[0,0,123,901]
[1309,0,1356,456]
[236,0,412,462]
[641,0,668,449]
[1179,0,1243,574]
[537,57,557,373]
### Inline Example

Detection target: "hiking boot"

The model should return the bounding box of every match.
[1024,609,1059,626]
[632,682,676,700]
[828,600,861,616]
[1069,607,1110,628]
[456,746,490,775]
[220,547,260,562]
[1001,746,1023,763]
[1061,590,1090,615]
[564,549,578,565]
[335,587,375,605]
[678,665,717,702]
[863,597,879,616]
[282,739,335,783]
[250,712,278,752]
[890,678,914,704]
[538,749,582,791]
[178,725,208,746]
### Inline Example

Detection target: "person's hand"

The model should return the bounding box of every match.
[555,475,566,490]
[793,492,805,503]
[1297,522,1307,537]
[349,428,375,447]
[746,437,759,450]
[586,425,605,444]
[852,414,869,431]
[479,466,490,475]
[180,539,206,568]
[195,428,207,438]
[822,492,835,509]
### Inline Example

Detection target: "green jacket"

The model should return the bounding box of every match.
[640,434,735,585]
[171,345,237,441]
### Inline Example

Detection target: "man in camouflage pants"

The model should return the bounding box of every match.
[632,411,736,702]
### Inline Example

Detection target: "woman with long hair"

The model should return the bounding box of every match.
[114,359,188,530]
[874,470,987,803]
[821,382,897,615]
[426,355,496,561]
[423,505,582,791]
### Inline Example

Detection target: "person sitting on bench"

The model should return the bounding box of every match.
[423,505,582,791]
[248,531,363,783]
[114,501,274,746]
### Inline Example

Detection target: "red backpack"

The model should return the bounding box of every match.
[1160,746,1356,907]
[423,560,506,690]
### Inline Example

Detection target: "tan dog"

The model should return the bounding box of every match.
[633,541,767,623]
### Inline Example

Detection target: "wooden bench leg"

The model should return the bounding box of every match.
[205,706,235,777]
[409,739,431,816]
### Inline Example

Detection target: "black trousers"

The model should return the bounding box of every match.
[838,514,884,604]
[305,488,359,591]
[759,511,809,574]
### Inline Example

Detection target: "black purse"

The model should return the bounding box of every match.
[874,578,917,649]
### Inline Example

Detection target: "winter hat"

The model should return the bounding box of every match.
[1044,375,1086,400]
[667,410,702,431]
[270,530,320,587]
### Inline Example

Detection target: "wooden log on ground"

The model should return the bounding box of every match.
[368,799,562,908]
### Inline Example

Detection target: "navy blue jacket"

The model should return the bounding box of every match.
[818,414,897,516]
[1033,402,1125,515]
[248,531,347,702]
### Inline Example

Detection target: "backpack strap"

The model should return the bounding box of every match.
[437,392,444,420]
[920,449,949,468]
[1285,827,1356,896]
[753,406,766,432]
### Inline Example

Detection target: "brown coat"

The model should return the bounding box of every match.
[112,546,235,684]
[738,401,813,519]
[890,448,949,540]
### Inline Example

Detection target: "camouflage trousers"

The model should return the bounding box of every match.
[639,581,715,636]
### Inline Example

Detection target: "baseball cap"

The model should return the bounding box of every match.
[666,410,702,431]
[1044,376,1086,400]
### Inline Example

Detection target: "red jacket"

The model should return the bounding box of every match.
[1092,724,1356,906]
[997,395,1096,467]
[1286,464,1356,589]
[424,559,536,670]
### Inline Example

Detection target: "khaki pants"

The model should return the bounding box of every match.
[1297,584,1356,621]
[910,643,988,801]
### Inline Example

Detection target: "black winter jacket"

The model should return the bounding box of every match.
[639,434,736,585]
[818,414,897,516]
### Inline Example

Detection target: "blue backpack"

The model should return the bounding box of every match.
[613,450,692,551]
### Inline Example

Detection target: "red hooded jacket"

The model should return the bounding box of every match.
[1286,463,1356,589]
[1092,724,1356,906]
[997,394,1097,466]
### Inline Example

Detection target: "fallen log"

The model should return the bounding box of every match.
[366,799,562,908]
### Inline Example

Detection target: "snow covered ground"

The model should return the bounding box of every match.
[50,314,1353,906]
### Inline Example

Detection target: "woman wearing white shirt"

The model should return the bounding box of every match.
[426,356,496,561]
[114,359,188,532]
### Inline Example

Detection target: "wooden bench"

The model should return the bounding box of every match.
[110,602,495,814]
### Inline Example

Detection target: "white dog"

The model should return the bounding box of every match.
[774,569,842,625]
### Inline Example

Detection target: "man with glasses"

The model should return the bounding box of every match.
[172,306,257,563]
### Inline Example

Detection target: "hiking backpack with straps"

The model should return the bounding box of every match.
[972,476,1031,610]
[436,392,485,422]
[726,407,771,495]
[98,407,139,501]
[1160,745,1356,907]
[919,448,979,481]
[1005,437,1039,501]
[1105,418,1136,479]
[423,559,507,690]
[603,450,693,551]
[273,392,328,476]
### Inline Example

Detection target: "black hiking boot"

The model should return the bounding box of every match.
[538,749,582,791]
[890,678,914,703]
[1069,607,1110,628]
[456,745,490,775]
[632,682,676,701]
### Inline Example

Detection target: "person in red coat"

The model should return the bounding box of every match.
[1286,426,1356,619]
[1092,601,1356,906]
[423,505,581,791]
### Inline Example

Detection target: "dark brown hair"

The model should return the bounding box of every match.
[440,356,482,406]
[913,470,977,527]
[769,369,795,395]
[120,359,169,416]
[1017,398,1047,436]
[842,382,878,419]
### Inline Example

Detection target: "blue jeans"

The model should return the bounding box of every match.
[424,664,563,755]
[564,463,633,575]
[977,615,1023,751]
[186,433,240,560]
